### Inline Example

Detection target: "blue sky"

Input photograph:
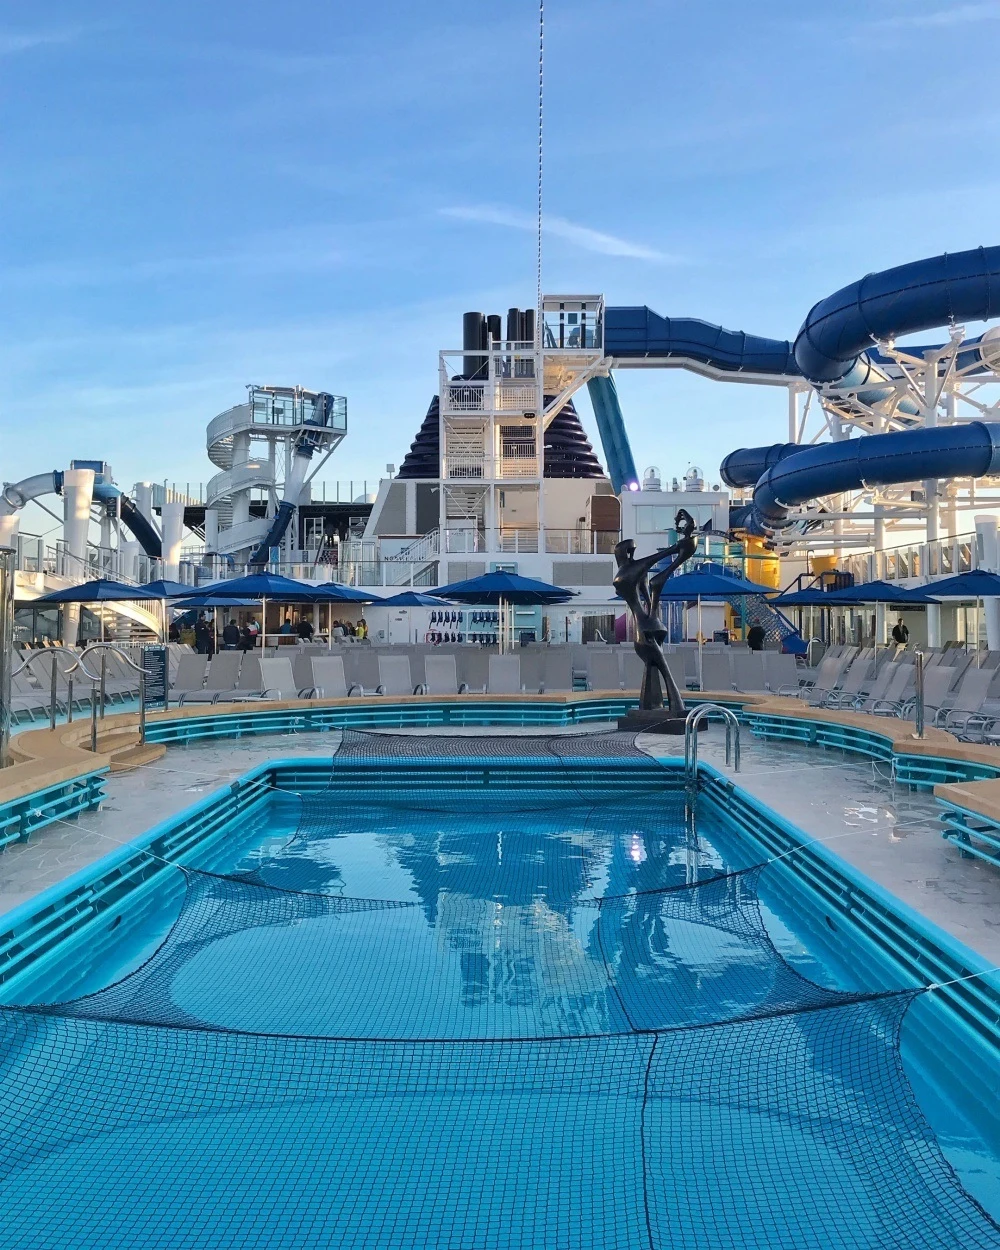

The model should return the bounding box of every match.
[2,0,999,502]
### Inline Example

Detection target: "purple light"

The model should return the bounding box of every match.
[627,481,640,492]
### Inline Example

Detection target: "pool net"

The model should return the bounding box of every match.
[0,730,997,1248]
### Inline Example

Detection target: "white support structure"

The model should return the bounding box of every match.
[437,297,607,575]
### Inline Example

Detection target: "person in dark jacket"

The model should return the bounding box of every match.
[222,618,241,649]
[746,621,766,651]
[296,617,314,641]
[891,618,909,645]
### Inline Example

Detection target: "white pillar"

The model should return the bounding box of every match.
[162,502,186,582]
[0,515,19,547]
[61,468,96,643]
[134,481,154,523]
[120,540,141,584]
[204,508,219,550]
[976,515,1000,649]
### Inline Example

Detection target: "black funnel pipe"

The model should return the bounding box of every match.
[463,312,486,379]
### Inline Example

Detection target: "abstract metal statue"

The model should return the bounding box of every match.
[613,509,697,718]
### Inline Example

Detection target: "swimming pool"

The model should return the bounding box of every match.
[0,731,998,1248]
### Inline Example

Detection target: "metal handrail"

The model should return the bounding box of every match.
[684,703,741,789]
[13,642,153,747]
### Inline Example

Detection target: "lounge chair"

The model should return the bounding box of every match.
[308,655,363,698]
[762,652,799,692]
[699,652,733,693]
[424,654,468,695]
[587,650,623,691]
[487,655,522,694]
[935,667,997,741]
[178,651,242,705]
[731,652,767,693]
[170,654,209,702]
[542,649,574,693]
[377,655,424,696]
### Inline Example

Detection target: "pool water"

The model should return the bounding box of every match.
[2,773,999,1248]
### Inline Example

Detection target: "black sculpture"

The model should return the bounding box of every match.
[614,509,697,731]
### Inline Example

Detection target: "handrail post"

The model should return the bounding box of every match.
[99,650,107,720]
[138,667,146,745]
[49,655,58,730]
[912,649,925,740]
[67,677,74,724]
[90,686,98,752]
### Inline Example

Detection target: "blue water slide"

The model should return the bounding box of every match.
[794,245,1000,382]
[604,307,799,375]
[720,246,1000,528]
[751,422,1000,528]
[604,304,913,415]
[118,495,162,559]
[585,376,639,493]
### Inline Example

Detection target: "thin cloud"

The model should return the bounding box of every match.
[440,205,677,262]
[0,27,85,55]
[870,2,1000,29]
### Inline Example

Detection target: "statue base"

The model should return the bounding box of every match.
[617,709,704,736]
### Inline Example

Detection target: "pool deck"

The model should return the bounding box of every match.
[0,714,998,969]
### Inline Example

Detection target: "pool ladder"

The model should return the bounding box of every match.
[684,703,741,792]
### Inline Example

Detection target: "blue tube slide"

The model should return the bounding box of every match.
[794,245,1000,383]
[604,304,913,415]
[719,246,1000,528]
[585,376,639,493]
[118,494,162,558]
[749,422,1000,528]
[604,307,798,375]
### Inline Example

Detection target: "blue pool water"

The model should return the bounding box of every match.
[1,766,999,1248]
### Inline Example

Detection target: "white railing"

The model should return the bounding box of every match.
[846,532,980,584]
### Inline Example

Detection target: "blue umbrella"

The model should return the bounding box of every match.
[136,579,194,599]
[136,579,201,642]
[192,572,321,602]
[377,591,451,607]
[914,570,1000,599]
[31,578,157,644]
[436,570,576,605]
[172,595,259,609]
[310,582,378,604]
[435,570,575,651]
[33,578,152,603]
[651,567,776,601]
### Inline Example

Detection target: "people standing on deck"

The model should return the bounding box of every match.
[222,618,240,650]
[891,618,909,645]
[296,617,314,642]
[746,620,766,652]
[239,623,255,651]
[246,617,260,648]
[356,617,368,640]
[194,613,213,655]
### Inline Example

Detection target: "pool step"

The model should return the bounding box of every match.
[92,729,167,772]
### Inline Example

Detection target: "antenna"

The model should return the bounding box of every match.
[536,0,544,349]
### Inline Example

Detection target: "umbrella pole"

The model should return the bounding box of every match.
[977,599,981,665]
[697,595,704,691]
[262,596,267,651]
[161,598,167,645]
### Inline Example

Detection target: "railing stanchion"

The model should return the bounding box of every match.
[67,677,74,723]
[99,650,107,720]
[912,650,925,740]
[49,655,58,730]
[90,686,98,752]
